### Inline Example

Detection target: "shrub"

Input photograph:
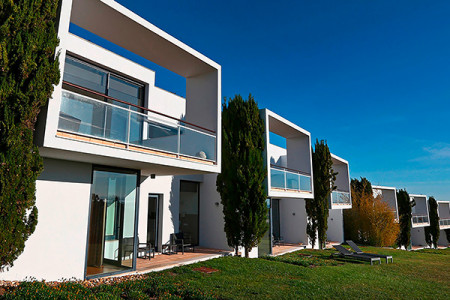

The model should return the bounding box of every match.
[0,0,60,270]
[344,178,399,246]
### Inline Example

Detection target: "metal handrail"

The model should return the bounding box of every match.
[62,81,216,134]
[270,164,311,176]
[59,90,217,161]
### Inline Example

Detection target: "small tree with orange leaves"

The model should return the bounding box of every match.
[344,178,399,247]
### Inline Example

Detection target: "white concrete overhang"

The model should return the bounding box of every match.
[329,153,352,210]
[410,194,429,228]
[437,201,450,229]
[261,109,314,199]
[70,0,220,77]
[372,185,399,221]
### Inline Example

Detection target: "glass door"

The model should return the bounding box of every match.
[272,199,281,240]
[147,194,160,251]
[258,199,272,256]
[86,168,138,277]
[179,181,199,245]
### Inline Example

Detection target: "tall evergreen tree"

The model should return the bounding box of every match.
[216,95,267,257]
[397,189,413,250]
[307,140,336,249]
[424,197,440,249]
[0,0,60,270]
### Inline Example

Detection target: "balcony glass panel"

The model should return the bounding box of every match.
[300,175,312,192]
[440,219,450,226]
[412,215,429,224]
[331,191,351,205]
[285,172,299,190]
[180,127,216,161]
[270,168,285,189]
[58,90,216,162]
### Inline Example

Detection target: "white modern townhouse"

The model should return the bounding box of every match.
[372,186,399,222]
[437,201,450,246]
[410,194,430,247]
[258,109,314,256]
[0,0,221,281]
[188,109,315,258]
[326,154,352,244]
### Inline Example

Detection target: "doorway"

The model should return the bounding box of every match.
[147,194,161,251]
[86,168,138,277]
[179,181,199,245]
[272,199,281,240]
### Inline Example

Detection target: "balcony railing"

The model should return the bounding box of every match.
[270,165,312,192]
[412,214,429,224]
[440,218,450,226]
[58,90,216,162]
[330,191,351,206]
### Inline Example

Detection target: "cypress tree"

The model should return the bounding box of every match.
[307,140,336,249]
[216,95,267,257]
[0,0,60,270]
[397,189,412,250]
[424,197,440,249]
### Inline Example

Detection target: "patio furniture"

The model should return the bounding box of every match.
[171,232,195,254]
[161,243,178,255]
[346,240,393,263]
[137,242,155,260]
[332,245,381,265]
[273,235,284,246]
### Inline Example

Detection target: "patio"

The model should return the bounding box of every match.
[110,247,231,277]
[272,243,306,256]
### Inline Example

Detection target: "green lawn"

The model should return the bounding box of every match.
[2,247,449,299]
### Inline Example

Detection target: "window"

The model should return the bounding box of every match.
[63,55,144,109]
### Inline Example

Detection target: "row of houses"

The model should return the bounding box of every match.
[373,187,450,248]
[0,0,447,282]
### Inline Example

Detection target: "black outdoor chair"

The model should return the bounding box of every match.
[137,242,155,260]
[333,245,381,265]
[346,240,393,263]
[273,235,284,246]
[171,232,195,254]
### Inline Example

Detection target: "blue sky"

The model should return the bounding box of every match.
[77,0,449,200]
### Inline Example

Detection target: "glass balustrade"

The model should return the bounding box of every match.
[412,215,429,224]
[270,167,312,192]
[331,191,351,205]
[439,218,450,226]
[58,90,216,162]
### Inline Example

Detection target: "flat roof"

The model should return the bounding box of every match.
[331,153,348,165]
[261,108,310,138]
[372,185,397,191]
[70,0,220,78]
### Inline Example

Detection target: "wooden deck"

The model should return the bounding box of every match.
[272,243,306,256]
[107,247,231,277]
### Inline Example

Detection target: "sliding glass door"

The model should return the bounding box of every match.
[86,168,138,277]
[179,181,199,245]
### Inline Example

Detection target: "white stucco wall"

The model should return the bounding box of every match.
[326,210,344,243]
[0,158,92,281]
[438,230,449,246]
[411,227,428,247]
[199,174,229,250]
[269,144,287,167]
[279,198,308,245]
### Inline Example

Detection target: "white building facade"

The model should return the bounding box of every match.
[1,0,221,281]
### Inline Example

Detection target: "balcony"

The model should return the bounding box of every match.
[57,90,216,164]
[270,165,312,193]
[412,214,429,225]
[440,218,450,227]
[330,191,351,206]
